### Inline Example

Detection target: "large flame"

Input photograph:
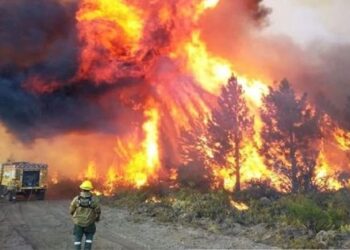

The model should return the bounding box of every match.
[0,0,348,195]
[49,0,350,192]
[76,0,144,82]
[113,106,160,189]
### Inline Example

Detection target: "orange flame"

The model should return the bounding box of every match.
[315,149,342,190]
[76,0,144,82]
[202,0,220,9]
[112,106,160,189]
[104,166,118,195]
[50,171,59,185]
[2,0,348,195]
[229,199,249,211]
[334,127,350,151]
[85,161,97,180]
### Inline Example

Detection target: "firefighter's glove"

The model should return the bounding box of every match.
[95,216,100,222]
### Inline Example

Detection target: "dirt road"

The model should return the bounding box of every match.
[0,200,274,249]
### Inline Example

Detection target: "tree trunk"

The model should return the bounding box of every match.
[303,160,316,193]
[234,137,241,192]
[290,131,298,193]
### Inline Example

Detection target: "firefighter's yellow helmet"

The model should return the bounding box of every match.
[80,180,93,191]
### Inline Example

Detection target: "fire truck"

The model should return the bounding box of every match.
[0,161,48,201]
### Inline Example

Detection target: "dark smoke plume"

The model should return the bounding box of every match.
[1,0,349,143]
[0,0,146,141]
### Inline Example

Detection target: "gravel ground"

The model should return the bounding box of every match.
[0,199,274,249]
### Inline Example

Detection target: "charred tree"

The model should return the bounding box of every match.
[260,80,321,193]
[208,76,253,192]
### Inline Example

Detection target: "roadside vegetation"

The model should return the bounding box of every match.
[103,184,350,249]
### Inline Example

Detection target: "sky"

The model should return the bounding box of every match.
[263,0,350,46]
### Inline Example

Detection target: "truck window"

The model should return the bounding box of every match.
[22,171,40,187]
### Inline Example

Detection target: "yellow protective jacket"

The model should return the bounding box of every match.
[69,191,101,227]
[7,180,18,191]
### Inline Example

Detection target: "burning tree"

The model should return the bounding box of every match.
[208,76,254,192]
[179,116,213,189]
[260,80,322,193]
[338,96,350,168]
[344,96,350,130]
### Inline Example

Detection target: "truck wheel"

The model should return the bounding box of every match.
[36,190,46,200]
[23,191,30,199]
[23,190,33,200]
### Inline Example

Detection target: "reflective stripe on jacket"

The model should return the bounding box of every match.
[69,191,101,227]
[7,180,17,191]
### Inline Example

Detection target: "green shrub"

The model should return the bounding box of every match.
[281,195,348,233]
[171,189,231,220]
[241,199,274,225]
[284,197,332,232]
[288,238,324,249]
[340,224,350,233]
[112,189,149,209]
[235,179,281,201]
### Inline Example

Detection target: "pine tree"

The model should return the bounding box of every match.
[260,80,321,193]
[344,96,350,130]
[208,76,253,192]
[340,96,350,169]
[178,115,213,189]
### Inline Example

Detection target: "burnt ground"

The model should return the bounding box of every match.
[0,199,275,250]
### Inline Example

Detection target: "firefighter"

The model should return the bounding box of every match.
[69,180,101,250]
[1,178,17,201]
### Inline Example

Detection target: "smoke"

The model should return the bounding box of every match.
[199,0,350,126]
[0,0,76,69]
[200,0,270,50]
[307,44,350,106]
[248,37,350,108]
[248,32,350,126]
[0,0,147,141]
[0,75,145,141]
[0,0,349,143]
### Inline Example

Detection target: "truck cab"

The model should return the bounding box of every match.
[0,161,48,201]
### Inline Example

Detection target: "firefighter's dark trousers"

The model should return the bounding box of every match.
[2,189,16,201]
[73,223,96,250]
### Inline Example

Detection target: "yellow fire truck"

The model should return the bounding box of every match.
[0,161,48,201]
